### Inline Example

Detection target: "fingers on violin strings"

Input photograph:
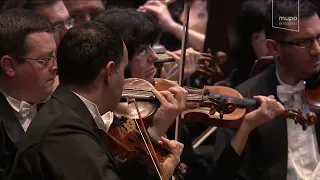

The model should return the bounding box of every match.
[152,88,175,105]
[167,86,188,102]
[160,90,176,104]
[151,88,169,103]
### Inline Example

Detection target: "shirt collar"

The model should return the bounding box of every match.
[72,92,113,133]
[276,70,305,88]
[1,91,36,115]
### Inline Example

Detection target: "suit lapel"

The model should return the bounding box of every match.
[52,86,121,176]
[252,66,288,180]
[0,93,25,148]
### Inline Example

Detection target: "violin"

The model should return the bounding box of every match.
[304,71,320,111]
[154,50,227,83]
[154,78,317,129]
[193,51,227,82]
[119,78,317,130]
[104,78,187,180]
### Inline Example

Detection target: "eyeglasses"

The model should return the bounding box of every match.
[18,55,57,67]
[276,35,320,49]
[53,18,74,32]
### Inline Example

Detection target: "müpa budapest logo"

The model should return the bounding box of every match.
[272,0,299,32]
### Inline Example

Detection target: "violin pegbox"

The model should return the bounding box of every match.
[199,89,237,119]
[306,111,317,126]
[284,108,317,130]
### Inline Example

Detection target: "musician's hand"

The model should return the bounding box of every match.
[241,95,285,132]
[231,95,285,155]
[158,136,184,179]
[139,0,176,31]
[166,48,200,80]
[149,86,188,137]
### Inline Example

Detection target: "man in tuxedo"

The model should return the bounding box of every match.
[3,0,75,90]
[9,20,185,180]
[213,0,320,179]
[0,8,57,180]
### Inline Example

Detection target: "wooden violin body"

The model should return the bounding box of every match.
[304,71,320,111]
[154,78,246,128]
[154,78,318,130]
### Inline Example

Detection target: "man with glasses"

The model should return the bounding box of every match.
[3,0,74,45]
[3,0,75,89]
[0,8,57,180]
[213,0,320,179]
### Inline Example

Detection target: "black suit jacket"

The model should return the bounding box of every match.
[9,86,132,180]
[213,65,320,180]
[0,93,25,180]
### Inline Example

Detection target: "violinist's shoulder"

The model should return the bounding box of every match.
[235,65,276,97]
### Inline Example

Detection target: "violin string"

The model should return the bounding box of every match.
[123,89,204,101]
[128,100,164,180]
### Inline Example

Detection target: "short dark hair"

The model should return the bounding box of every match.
[0,8,53,74]
[2,0,59,10]
[92,8,161,60]
[57,20,124,87]
[265,0,317,40]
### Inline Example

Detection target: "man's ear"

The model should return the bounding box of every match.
[104,61,115,85]
[0,55,15,77]
[265,39,280,57]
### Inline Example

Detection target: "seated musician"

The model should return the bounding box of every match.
[0,9,57,179]
[213,0,320,179]
[9,20,184,180]
[93,8,286,180]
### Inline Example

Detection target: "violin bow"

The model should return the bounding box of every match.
[127,98,168,180]
[174,0,191,153]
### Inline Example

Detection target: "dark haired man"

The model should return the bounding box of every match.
[9,20,184,180]
[214,0,320,179]
[0,8,57,179]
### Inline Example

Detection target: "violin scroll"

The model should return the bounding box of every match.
[185,87,237,118]
[283,108,317,130]
[206,91,237,116]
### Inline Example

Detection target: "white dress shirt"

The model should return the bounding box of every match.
[73,92,113,133]
[276,72,320,180]
[1,92,37,132]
